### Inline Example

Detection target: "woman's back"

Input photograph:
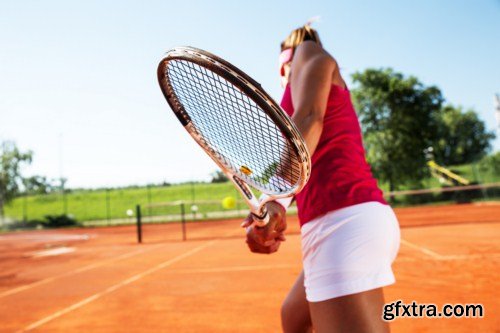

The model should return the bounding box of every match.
[280,78,386,225]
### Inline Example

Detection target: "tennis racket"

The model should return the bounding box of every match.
[157,46,311,226]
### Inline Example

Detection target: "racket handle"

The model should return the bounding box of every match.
[251,208,270,227]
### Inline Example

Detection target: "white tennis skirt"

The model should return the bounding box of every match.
[301,201,400,302]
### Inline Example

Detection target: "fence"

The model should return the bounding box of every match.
[2,180,500,231]
[132,183,500,242]
[1,182,240,228]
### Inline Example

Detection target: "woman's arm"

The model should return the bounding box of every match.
[290,41,336,156]
[242,42,336,253]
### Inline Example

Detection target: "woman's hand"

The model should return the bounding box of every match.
[241,201,287,254]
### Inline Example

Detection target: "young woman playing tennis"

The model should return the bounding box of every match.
[242,24,400,332]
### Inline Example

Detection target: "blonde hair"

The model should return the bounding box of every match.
[280,24,322,52]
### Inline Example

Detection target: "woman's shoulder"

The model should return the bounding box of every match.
[294,41,336,67]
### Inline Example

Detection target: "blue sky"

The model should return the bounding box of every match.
[1,0,499,188]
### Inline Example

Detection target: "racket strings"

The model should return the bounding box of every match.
[165,59,302,193]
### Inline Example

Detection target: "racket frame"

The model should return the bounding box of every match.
[158,46,311,225]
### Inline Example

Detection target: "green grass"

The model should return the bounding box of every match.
[4,182,240,223]
[4,160,499,224]
[448,163,499,184]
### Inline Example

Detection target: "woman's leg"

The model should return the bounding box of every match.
[309,287,389,333]
[300,202,400,332]
[281,271,312,333]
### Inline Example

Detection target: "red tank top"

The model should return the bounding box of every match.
[281,83,387,226]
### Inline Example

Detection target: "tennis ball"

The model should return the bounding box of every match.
[221,196,237,210]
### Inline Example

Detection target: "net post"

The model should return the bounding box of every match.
[106,189,111,223]
[180,202,186,241]
[23,192,28,227]
[136,204,142,244]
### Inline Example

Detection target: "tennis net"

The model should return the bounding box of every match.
[135,183,500,243]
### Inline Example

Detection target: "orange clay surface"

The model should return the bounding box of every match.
[0,203,499,332]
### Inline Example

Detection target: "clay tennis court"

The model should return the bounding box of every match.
[1,203,499,332]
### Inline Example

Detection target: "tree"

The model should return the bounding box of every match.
[0,142,33,220]
[210,170,228,183]
[478,151,500,175]
[23,176,55,195]
[352,68,443,190]
[433,105,495,165]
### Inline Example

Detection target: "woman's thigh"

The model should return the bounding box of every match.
[281,271,312,333]
[308,287,389,333]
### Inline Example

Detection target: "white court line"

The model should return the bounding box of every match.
[397,252,500,262]
[400,239,444,259]
[167,263,296,274]
[436,253,500,261]
[0,244,166,299]
[30,247,75,258]
[16,240,216,333]
[0,234,91,241]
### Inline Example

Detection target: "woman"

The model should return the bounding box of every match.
[242,24,400,332]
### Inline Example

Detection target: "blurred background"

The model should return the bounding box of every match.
[1,0,499,229]
[1,2,499,333]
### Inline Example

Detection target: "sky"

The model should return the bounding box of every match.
[1,0,499,189]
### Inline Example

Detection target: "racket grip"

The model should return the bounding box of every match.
[251,208,270,227]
